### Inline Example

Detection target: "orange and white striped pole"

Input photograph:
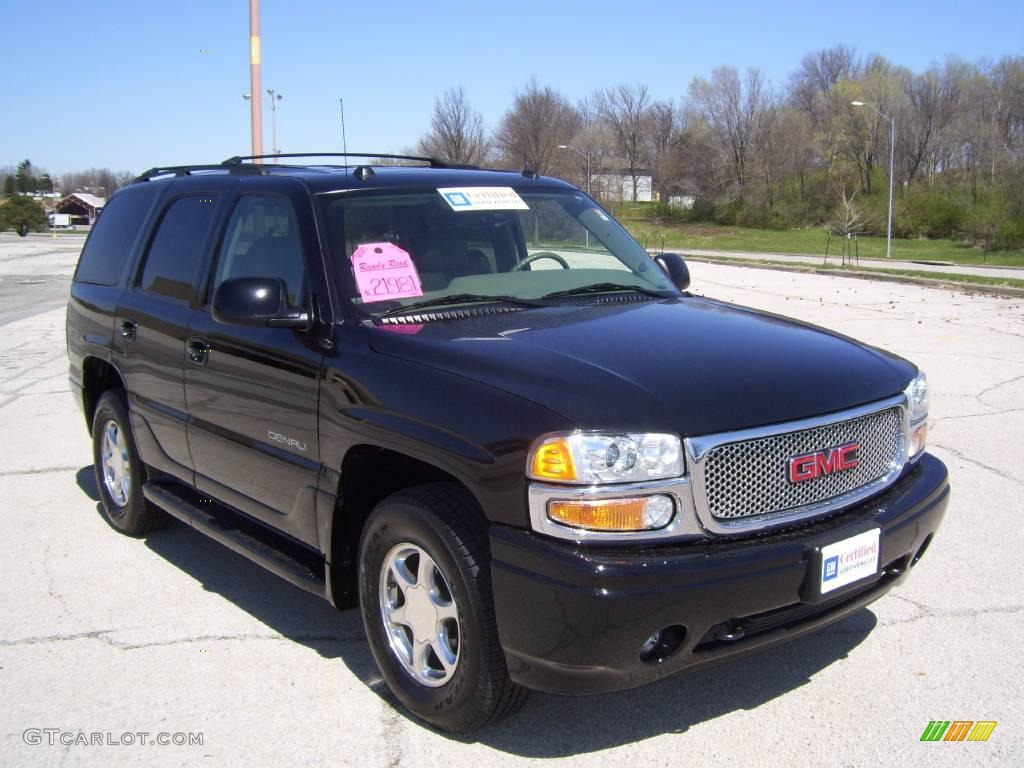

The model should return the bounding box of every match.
[249,0,264,162]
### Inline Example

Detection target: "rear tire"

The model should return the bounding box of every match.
[91,390,166,536]
[358,483,528,732]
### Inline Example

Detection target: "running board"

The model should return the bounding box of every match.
[143,483,327,599]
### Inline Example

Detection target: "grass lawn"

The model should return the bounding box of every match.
[683,253,1024,290]
[619,216,1024,267]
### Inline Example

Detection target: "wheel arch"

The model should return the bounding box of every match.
[81,356,127,435]
[326,443,488,609]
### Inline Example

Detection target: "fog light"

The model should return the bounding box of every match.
[547,495,675,532]
[644,495,674,528]
[641,633,660,655]
[639,625,687,663]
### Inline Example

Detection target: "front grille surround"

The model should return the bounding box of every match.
[686,395,909,536]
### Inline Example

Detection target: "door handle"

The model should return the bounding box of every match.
[119,320,137,342]
[186,338,210,365]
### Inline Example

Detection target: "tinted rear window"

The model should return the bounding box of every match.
[139,195,219,302]
[74,189,157,285]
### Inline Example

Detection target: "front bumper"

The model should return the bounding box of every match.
[490,453,949,695]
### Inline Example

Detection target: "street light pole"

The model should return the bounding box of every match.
[244,91,283,161]
[851,101,895,259]
[558,144,591,196]
[266,89,282,160]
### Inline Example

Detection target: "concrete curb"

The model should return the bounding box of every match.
[682,255,1024,299]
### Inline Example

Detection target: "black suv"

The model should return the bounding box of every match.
[67,154,949,732]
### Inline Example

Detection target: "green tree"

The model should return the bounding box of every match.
[15,159,33,194]
[0,195,48,236]
[3,176,15,196]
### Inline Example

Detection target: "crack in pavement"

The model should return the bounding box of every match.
[879,603,1024,627]
[931,407,1024,423]
[930,441,1024,486]
[0,466,82,477]
[976,372,1024,400]
[0,630,366,650]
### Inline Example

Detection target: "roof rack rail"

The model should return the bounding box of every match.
[132,162,266,184]
[221,152,478,170]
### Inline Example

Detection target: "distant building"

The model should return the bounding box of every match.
[664,180,702,210]
[55,193,106,226]
[592,161,654,203]
[666,194,696,209]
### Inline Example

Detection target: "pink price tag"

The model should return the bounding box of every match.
[351,243,424,302]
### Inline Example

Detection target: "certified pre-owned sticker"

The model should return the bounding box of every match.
[438,187,529,212]
[820,528,879,594]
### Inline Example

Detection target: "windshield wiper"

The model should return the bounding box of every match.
[380,293,549,317]
[541,282,677,300]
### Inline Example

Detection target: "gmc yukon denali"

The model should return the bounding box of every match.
[66,154,949,732]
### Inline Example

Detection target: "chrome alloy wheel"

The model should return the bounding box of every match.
[379,542,461,687]
[100,419,131,507]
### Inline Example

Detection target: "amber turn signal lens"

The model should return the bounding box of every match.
[911,422,928,456]
[529,437,577,481]
[548,498,649,531]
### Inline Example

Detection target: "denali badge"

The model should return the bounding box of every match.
[787,442,860,484]
[268,431,308,452]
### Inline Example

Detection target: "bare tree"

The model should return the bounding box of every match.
[596,84,652,201]
[59,168,120,197]
[494,78,580,175]
[415,86,488,165]
[688,67,769,196]
[789,45,859,121]
[647,99,688,200]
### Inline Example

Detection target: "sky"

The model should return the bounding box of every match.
[1,0,1022,176]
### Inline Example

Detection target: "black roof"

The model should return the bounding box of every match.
[130,153,577,195]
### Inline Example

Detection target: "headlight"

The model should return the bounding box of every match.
[904,371,928,458]
[904,371,928,423]
[528,431,684,484]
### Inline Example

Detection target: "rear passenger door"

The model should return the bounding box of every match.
[114,192,222,481]
[184,192,324,545]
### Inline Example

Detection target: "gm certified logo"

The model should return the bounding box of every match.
[787,442,860,484]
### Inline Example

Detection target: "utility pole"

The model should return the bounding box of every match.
[249,0,263,161]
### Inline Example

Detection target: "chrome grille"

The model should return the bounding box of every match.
[700,406,904,521]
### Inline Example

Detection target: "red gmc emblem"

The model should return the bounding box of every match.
[787,442,861,484]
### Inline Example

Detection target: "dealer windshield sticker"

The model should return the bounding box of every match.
[438,187,529,212]
[351,243,423,303]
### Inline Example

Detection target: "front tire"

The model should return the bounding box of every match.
[358,483,528,732]
[91,390,166,536]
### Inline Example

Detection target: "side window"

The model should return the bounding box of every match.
[213,195,306,306]
[139,195,219,302]
[74,189,157,285]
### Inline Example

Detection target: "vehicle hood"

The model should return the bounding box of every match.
[367,297,915,436]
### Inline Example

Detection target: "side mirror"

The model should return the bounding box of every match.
[656,252,690,292]
[212,277,309,329]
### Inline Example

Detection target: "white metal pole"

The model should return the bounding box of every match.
[886,116,895,259]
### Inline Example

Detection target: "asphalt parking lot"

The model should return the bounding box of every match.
[1,233,1021,766]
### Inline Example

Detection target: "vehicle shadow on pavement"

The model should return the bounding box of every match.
[73,465,877,751]
[74,466,381,681]
[470,609,878,754]
[75,467,100,501]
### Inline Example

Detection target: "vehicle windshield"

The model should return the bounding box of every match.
[319,186,677,317]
